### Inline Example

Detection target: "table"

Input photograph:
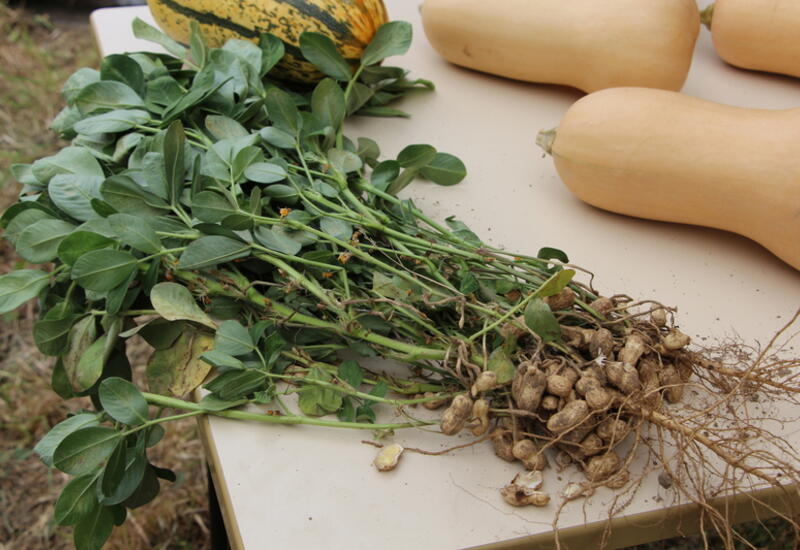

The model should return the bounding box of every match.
[91,3,800,549]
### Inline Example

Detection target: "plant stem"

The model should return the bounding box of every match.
[142,392,433,430]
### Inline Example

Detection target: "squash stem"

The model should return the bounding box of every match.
[536,128,557,156]
[700,4,714,29]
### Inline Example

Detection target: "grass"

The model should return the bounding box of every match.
[0,2,796,549]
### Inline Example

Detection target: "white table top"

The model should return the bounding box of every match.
[92,3,800,549]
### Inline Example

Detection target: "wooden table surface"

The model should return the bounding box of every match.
[91,2,800,548]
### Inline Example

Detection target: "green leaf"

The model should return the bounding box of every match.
[108,213,161,254]
[369,380,388,398]
[132,17,187,58]
[420,152,467,186]
[101,53,145,96]
[200,349,245,370]
[70,334,109,392]
[357,137,380,161]
[75,81,145,115]
[99,440,127,500]
[337,360,363,388]
[71,249,138,292]
[265,88,301,136]
[54,474,99,526]
[63,68,100,105]
[35,413,101,468]
[54,426,122,475]
[63,316,97,389]
[73,109,149,134]
[319,217,352,241]
[327,148,362,174]
[204,369,266,401]
[15,219,76,263]
[487,347,515,384]
[150,283,216,329]
[100,174,170,215]
[189,20,208,68]
[102,435,147,505]
[297,366,342,416]
[163,121,186,206]
[192,191,238,223]
[337,397,356,422]
[99,377,149,426]
[445,216,482,246]
[535,269,576,299]
[206,114,248,140]
[48,174,104,222]
[244,161,287,183]
[346,82,374,115]
[73,503,114,550]
[57,231,116,266]
[32,146,104,184]
[397,144,437,169]
[253,226,302,256]
[259,33,285,75]
[177,235,250,270]
[3,207,52,241]
[34,316,77,356]
[459,271,479,295]
[311,78,346,129]
[259,126,295,149]
[215,320,255,356]
[122,464,160,509]
[52,358,76,399]
[356,106,410,118]
[370,160,399,191]
[299,32,353,81]
[361,21,413,66]
[537,247,569,265]
[0,269,50,314]
[523,297,563,343]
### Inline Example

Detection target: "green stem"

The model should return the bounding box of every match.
[142,392,433,430]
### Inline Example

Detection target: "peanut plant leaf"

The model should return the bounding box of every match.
[108,213,161,254]
[73,502,114,550]
[535,269,576,299]
[75,81,145,115]
[57,231,116,266]
[70,334,109,392]
[361,21,413,66]
[71,249,138,292]
[299,32,352,81]
[214,320,255,356]
[146,331,214,396]
[99,377,149,426]
[0,269,51,314]
[150,283,216,329]
[54,426,122,475]
[420,152,467,186]
[54,474,99,526]
[487,346,515,384]
[177,236,250,270]
[523,297,563,344]
[34,413,101,468]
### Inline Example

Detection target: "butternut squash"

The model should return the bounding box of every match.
[538,87,800,270]
[702,1,800,78]
[420,0,700,93]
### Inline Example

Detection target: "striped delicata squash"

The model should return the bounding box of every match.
[147,0,389,82]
